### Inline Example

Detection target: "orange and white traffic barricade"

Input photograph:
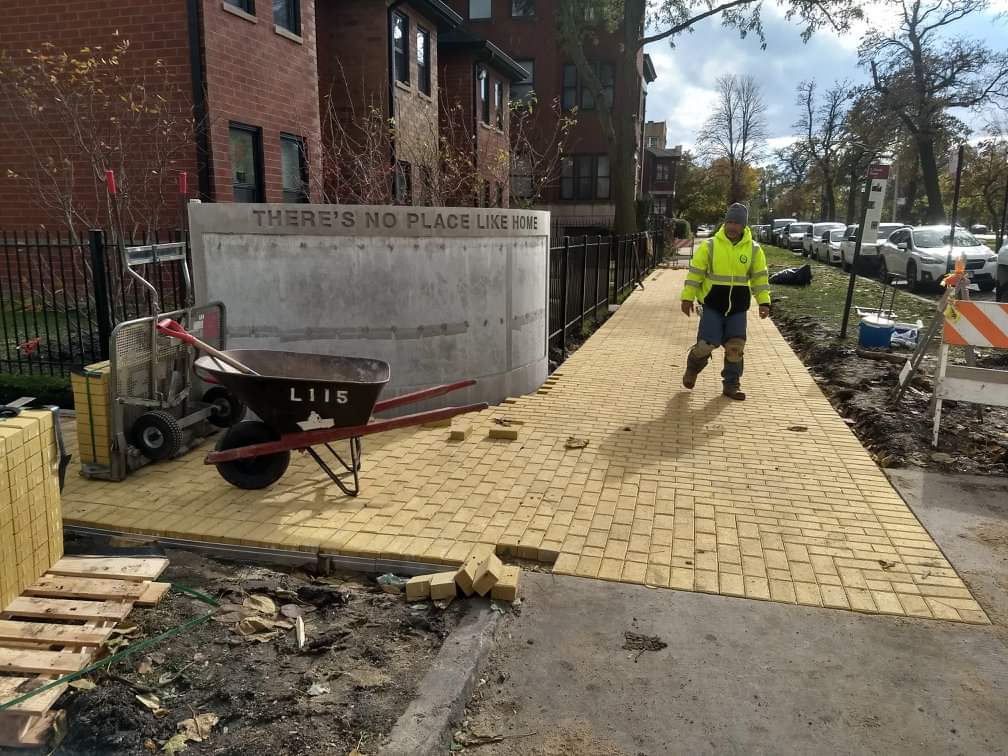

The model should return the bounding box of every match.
[933,300,1008,446]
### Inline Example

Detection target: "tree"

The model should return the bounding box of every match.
[835,89,898,223]
[555,0,863,233]
[861,0,1008,222]
[793,79,848,220]
[696,74,768,203]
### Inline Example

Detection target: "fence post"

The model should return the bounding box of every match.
[89,229,113,361]
[560,236,570,360]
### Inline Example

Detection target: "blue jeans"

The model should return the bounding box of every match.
[687,306,747,387]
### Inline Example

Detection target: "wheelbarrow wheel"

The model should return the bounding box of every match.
[132,411,184,461]
[215,421,290,490]
[202,386,246,428]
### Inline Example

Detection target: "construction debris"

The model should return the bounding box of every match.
[448,424,473,441]
[473,554,504,596]
[490,566,521,602]
[398,551,522,608]
[429,572,458,601]
[565,436,590,450]
[488,427,519,441]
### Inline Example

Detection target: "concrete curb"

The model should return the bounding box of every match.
[381,603,499,756]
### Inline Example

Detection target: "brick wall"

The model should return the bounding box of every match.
[0,0,196,230]
[200,0,322,204]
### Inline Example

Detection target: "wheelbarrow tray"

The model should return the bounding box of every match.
[195,349,390,434]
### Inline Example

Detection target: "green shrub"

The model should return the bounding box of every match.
[0,373,73,409]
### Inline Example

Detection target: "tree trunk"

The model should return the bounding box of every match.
[823,176,836,220]
[917,135,945,222]
[612,0,646,234]
[845,165,859,224]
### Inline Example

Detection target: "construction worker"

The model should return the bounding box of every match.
[680,203,771,400]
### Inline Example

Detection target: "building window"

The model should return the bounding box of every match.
[280,134,308,203]
[560,155,609,200]
[395,161,412,205]
[562,62,614,111]
[562,65,577,110]
[513,59,534,102]
[225,0,254,14]
[495,81,504,129]
[469,0,491,18]
[512,0,535,16]
[417,27,431,95]
[646,136,658,149]
[654,197,668,216]
[229,123,263,202]
[484,183,492,208]
[511,152,533,200]
[655,162,670,182]
[273,0,299,34]
[392,12,409,84]
[478,68,490,124]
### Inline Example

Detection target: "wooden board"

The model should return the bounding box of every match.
[47,557,169,583]
[135,582,171,607]
[0,649,89,676]
[0,621,110,648]
[0,709,64,748]
[0,677,68,715]
[2,598,132,622]
[24,576,147,602]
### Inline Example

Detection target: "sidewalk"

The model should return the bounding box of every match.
[62,268,986,622]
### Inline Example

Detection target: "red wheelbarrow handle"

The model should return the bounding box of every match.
[157,318,258,375]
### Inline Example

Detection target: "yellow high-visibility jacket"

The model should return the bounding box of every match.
[681,225,771,312]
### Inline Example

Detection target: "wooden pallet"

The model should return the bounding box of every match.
[0,556,170,748]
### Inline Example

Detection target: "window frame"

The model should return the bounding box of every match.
[494,80,504,130]
[478,67,490,125]
[655,161,670,182]
[416,25,431,96]
[392,11,410,85]
[469,0,491,19]
[273,0,300,35]
[653,197,668,216]
[562,64,578,110]
[560,154,609,200]
[280,132,309,204]
[229,122,264,203]
[225,0,255,14]
[562,62,614,111]
[511,0,535,17]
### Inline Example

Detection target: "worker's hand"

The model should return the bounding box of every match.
[759,304,771,319]
[681,300,694,317]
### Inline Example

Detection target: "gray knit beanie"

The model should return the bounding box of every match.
[725,203,749,225]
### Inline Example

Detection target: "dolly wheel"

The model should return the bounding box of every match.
[215,421,290,490]
[132,411,184,461]
[203,386,246,428]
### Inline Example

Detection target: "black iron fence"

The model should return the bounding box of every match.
[0,229,188,376]
[548,229,664,360]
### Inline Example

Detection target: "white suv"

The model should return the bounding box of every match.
[998,241,1007,302]
[877,225,998,293]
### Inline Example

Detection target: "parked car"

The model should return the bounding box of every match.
[970,224,989,234]
[840,222,906,271]
[751,224,770,241]
[771,217,797,246]
[813,227,848,264]
[805,222,847,257]
[783,222,813,252]
[877,225,998,293]
[997,241,1007,302]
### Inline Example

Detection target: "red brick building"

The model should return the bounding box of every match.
[0,0,322,230]
[438,29,528,207]
[443,0,657,234]
[643,143,683,219]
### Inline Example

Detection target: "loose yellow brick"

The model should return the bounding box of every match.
[429,571,458,601]
[448,424,473,441]
[406,574,433,602]
[455,555,482,596]
[422,417,452,429]
[472,553,504,595]
[488,427,519,441]
[491,566,520,602]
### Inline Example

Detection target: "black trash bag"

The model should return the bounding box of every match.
[768,264,812,286]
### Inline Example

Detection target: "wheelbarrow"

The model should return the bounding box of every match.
[157,320,487,494]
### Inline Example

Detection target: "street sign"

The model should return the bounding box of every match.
[862,176,891,240]
[867,164,891,179]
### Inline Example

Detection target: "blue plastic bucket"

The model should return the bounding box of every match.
[858,314,895,348]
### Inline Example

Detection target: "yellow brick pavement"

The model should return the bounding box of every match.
[61,268,988,623]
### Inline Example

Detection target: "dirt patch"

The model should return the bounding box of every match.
[971,522,1008,549]
[8,542,465,756]
[772,310,1008,476]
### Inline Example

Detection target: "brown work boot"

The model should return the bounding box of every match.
[682,369,698,390]
[723,384,746,401]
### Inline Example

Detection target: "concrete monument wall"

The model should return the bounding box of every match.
[187,203,550,411]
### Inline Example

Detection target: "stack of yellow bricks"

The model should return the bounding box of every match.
[0,410,64,610]
[70,362,112,470]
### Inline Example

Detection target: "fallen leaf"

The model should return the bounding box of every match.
[878,560,897,571]
[307,682,330,697]
[280,603,306,619]
[564,436,589,450]
[178,712,219,743]
[243,594,277,616]
[136,693,168,717]
[137,659,154,675]
[143,738,157,752]
[236,616,292,639]
[69,679,96,690]
[161,733,188,754]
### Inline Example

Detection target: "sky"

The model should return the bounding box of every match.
[643,0,1008,155]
